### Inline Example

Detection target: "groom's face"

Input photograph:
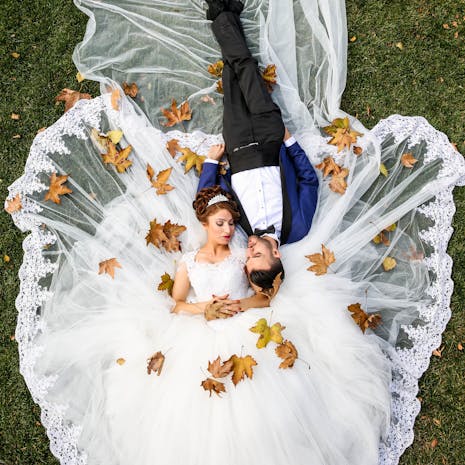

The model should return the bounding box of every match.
[245,235,279,273]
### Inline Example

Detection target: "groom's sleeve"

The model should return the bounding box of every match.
[285,139,319,226]
[197,159,231,193]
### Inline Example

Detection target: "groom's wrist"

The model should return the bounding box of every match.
[284,135,297,147]
[204,158,219,164]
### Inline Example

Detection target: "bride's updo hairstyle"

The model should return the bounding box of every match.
[193,186,240,224]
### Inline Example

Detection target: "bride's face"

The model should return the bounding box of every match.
[203,208,235,245]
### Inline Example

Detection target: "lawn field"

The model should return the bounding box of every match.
[1,1,464,464]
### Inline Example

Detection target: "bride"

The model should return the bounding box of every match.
[4,0,465,464]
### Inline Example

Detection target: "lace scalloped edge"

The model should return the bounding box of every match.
[5,98,465,465]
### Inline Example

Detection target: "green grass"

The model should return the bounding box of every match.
[1,0,464,464]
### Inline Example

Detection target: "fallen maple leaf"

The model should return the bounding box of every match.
[372,223,396,246]
[261,64,277,92]
[98,257,122,279]
[76,71,85,83]
[401,152,418,168]
[107,130,123,144]
[216,79,223,94]
[353,146,363,156]
[201,377,226,397]
[44,173,72,204]
[329,167,349,194]
[249,318,285,349]
[323,117,363,152]
[147,351,165,376]
[275,340,298,368]
[226,354,257,386]
[4,193,22,213]
[101,142,133,173]
[157,272,174,295]
[382,256,397,271]
[166,139,181,157]
[315,156,342,178]
[347,303,382,333]
[55,88,92,112]
[116,358,126,365]
[161,99,192,127]
[122,81,138,98]
[146,165,175,195]
[178,147,206,174]
[380,163,388,177]
[249,272,283,301]
[207,60,224,77]
[111,88,121,110]
[11,113,20,120]
[306,244,335,275]
[146,219,186,253]
[207,356,234,378]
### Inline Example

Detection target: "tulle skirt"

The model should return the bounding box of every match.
[5,1,465,464]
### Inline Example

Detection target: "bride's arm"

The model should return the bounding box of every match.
[171,263,209,315]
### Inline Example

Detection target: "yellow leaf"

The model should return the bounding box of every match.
[4,255,11,262]
[116,358,126,365]
[178,147,206,174]
[207,60,224,78]
[76,71,85,82]
[395,42,403,50]
[382,256,397,271]
[226,354,257,386]
[249,318,285,349]
[107,130,123,145]
[261,64,277,92]
[349,35,357,42]
[380,163,388,177]
[157,272,174,295]
[11,52,20,58]
[11,113,20,120]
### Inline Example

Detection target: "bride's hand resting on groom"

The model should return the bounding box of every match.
[204,294,242,321]
[206,143,225,161]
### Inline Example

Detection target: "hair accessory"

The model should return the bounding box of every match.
[207,194,229,207]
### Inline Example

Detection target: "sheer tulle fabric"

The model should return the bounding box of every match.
[6,1,465,464]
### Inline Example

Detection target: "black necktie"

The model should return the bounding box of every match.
[253,224,276,237]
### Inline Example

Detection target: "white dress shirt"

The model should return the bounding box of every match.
[204,136,297,244]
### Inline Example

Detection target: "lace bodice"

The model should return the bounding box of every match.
[180,248,253,302]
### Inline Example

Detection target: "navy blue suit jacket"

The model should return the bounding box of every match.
[197,140,319,245]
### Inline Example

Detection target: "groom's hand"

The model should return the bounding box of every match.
[204,294,241,320]
[283,126,291,142]
[206,143,225,161]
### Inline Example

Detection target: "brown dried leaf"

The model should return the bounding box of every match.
[347,303,382,333]
[111,88,121,110]
[166,138,181,157]
[201,378,226,397]
[44,173,73,204]
[306,244,335,275]
[401,152,418,168]
[315,156,342,178]
[147,351,165,376]
[226,354,257,386]
[261,64,277,92]
[11,113,20,120]
[98,257,122,279]
[216,79,223,94]
[275,339,298,368]
[207,60,224,78]
[5,193,22,214]
[353,146,363,156]
[122,81,139,98]
[323,117,363,152]
[249,272,283,301]
[161,99,192,127]
[146,165,175,195]
[55,88,92,112]
[207,356,234,378]
[328,167,349,194]
[101,142,133,173]
[146,219,186,253]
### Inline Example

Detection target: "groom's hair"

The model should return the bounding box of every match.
[249,257,285,291]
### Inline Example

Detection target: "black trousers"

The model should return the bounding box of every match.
[211,12,285,174]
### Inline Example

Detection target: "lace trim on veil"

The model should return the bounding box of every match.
[5,96,465,465]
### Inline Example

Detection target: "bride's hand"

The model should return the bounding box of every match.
[204,294,241,320]
[206,143,225,161]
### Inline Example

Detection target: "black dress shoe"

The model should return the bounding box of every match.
[226,0,244,15]
[205,0,227,21]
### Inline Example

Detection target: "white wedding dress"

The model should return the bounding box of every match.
[5,1,465,464]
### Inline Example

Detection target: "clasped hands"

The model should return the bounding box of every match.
[204,294,242,321]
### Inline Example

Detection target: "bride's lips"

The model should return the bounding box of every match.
[223,235,231,240]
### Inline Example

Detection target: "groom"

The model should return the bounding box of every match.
[198,0,319,293]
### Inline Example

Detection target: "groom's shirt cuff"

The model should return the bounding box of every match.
[204,158,219,164]
[284,136,297,147]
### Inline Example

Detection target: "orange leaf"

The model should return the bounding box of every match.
[146,165,175,195]
[116,358,126,365]
[216,79,223,94]
[323,117,363,152]
[147,351,165,376]
[111,88,121,110]
[146,219,186,253]
[275,339,298,368]
[101,142,133,173]
[122,81,138,98]
[401,152,418,168]
[207,356,234,378]
[55,88,92,112]
[98,257,122,279]
[347,303,382,333]
[261,64,277,92]
[161,99,192,127]
[5,193,22,213]
[353,146,363,156]
[201,378,226,397]
[166,139,181,157]
[328,167,349,194]
[44,173,72,204]
[306,244,335,275]
[226,354,257,386]
[207,60,224,78]
[315,156,342,178]
[249,272,283,301]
